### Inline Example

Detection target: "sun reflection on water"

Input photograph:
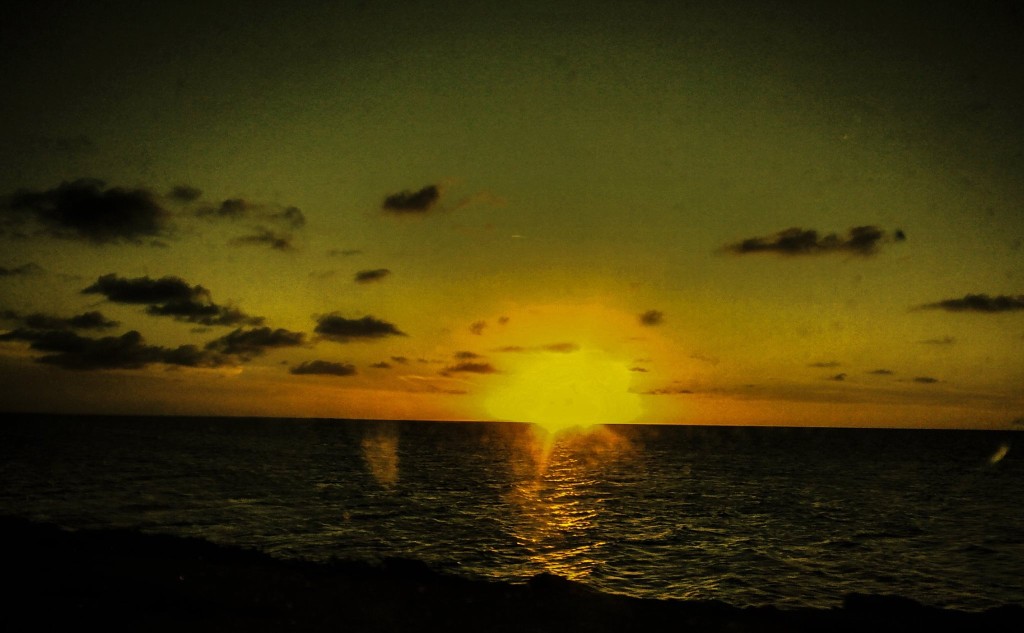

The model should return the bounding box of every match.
[505,425,633,581]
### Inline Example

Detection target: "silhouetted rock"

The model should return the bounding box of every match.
[2,516,1019,632]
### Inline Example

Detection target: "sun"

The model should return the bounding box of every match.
[484,349,642,434]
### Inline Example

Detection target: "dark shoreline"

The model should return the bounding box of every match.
[3,516,1019,632]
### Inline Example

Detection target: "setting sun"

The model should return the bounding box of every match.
[484,349,642,434]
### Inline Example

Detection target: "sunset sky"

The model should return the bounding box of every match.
[1,0,1022,428]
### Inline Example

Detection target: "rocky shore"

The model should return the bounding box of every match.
[3,516,1018,632]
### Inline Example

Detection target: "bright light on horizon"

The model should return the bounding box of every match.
[484,348,643,435]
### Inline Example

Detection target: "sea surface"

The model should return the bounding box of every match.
[1,413,1021,610]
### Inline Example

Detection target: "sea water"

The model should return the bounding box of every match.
[0,413,1020,610]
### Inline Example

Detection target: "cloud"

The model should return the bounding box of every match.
[639,310,664,326]
[630,367,649,372]
[82,273,263,327]
[919,336,955,345]
[204,327,305,359]
[494,343,580,354]
[168,185,202,203]
[497,316,510,325]
[270,206,305,229]
[382,185,440,213]
[1,310,119,331]
[868,369,895,375]
[809,361,841,368]
[0,329,227,371]
[196,198,251,219]
[0,262,43,277]
[725,226,901,256]
[454,351,481,359]
[3,178,170,244]
[642,386,694,395]
[440,361,498,375]
[917,294,1024,313]
[542,342,579,353]
[913,376,940,384]
[83,273,196,304]
[147,302,263,327]
[328,249,362,257]
[192,196,305,245]
[290,360,356,376]
[390,356,409,364]
[354,268,391,284]
[469,320,487,335]
[495,345,527,353]
[370,361,391,369]
[828,373,847,381]
[315,314,405,342]
[229,228,294,251]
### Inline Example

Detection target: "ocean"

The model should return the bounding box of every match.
[1,413,1021,611]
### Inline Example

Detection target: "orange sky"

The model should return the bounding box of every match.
[1,1,1022,429]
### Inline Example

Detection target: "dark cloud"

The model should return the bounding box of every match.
[0,262,43,277]
[315,314,405,342]
[7,310,119,331]
[0,329,227,371]
[829,373,847,381]
[639,310,664,326]
[497,316,510,325]
[146,302,263,327]
[196,198,251,219]
[917,294,1024,313]
[83,273,197,304]
[494,343,579,353]
[230,228,294,251]
[469,320,487,335]
[83,274,263,327]
[689,353,719,366]
[354,268,391,284]
[441,361,497,375]
[204,327,305,359]
[726,226,900,257]
[629,367,649,373]
[270,206,305,229]
[542,342,579,353]
[196,198,304,231]
[159,344,228,368]
[919,336,956,345]
[809,361,841,368]
[454,351,481,359]
[868,369,895,375]
[642,386,694,395]
[913,376,940,384]
[168,185,202,203]
[3,178,169,244]
[382,185,440,213]
[328,248,362,257]
[390,356,409,364]
[290,360,356,376]
[370,361,391,369]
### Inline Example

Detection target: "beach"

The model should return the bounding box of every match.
[4,515,1018,632]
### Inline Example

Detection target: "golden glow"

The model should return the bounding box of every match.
[361,427,399,488]
[485,349,642,434]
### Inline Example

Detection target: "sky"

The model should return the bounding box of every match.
[1,0,1022,429]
